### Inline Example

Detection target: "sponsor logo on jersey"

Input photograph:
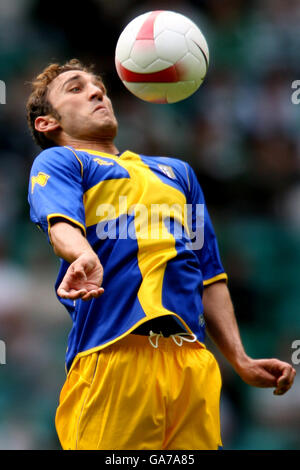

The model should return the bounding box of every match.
[93,158,114,166]
[31,172,50,193]
[158,164,176,180]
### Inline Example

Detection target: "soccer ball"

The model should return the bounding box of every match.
[115,10,209,104]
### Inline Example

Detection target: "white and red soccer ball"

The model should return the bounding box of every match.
[115,10,209,104]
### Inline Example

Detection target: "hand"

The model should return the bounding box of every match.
[57,251,104,301]
[235,357,296,395]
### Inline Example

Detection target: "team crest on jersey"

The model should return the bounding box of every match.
[31,172,50,193]
[93,158,114,166]
[158,164,176,180]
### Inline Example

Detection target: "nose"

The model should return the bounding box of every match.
[88,83,103,101]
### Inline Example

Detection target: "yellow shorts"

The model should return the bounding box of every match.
[55,334,222,450]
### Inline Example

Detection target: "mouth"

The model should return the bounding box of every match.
[93,105,107,113]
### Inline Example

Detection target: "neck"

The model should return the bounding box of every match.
[60,137,119,155]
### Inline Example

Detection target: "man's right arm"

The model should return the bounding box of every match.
[50,221,104,301]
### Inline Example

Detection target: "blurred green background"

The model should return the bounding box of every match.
[0,0,300,450]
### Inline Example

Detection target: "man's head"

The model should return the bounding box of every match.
[26,59,118,150]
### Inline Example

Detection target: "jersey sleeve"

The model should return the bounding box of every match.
[28,146,86,238]
[185,162,228,286]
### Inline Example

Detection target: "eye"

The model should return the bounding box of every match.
[69,86,81,93]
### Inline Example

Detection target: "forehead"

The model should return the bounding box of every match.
[48,70,97,94]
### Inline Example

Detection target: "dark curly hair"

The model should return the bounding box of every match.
[26,58,103,149]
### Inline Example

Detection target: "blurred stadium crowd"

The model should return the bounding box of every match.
[0,0,300,450]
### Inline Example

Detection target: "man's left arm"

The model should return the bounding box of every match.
[202,281,296,395]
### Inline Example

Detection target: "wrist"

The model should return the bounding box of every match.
[231,353,252,374]
[76,249,99,266]
[50,222,95,263]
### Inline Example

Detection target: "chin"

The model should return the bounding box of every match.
[97,122,118,139]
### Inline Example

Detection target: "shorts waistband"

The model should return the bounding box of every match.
[131,316,186,337]
[104,332,203,352]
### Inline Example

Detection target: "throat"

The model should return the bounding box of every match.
[63,138,119,155]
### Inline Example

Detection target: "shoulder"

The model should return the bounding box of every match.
[31,146,84,174]
[143,153,199,189]
[31,146,73,168]
[141,153,192,175]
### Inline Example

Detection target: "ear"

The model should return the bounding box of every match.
[35,115,60,133]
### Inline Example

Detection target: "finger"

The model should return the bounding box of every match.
[277,376,291,389]
[273,385,291,395]
[277,366,296,387]
[275,368,296,394]
[72,267,87,281]
[57,288,87,299]
[81,288,104,301]
[277,376,290,388]
[82,288,104,301]
[68,265,87,282]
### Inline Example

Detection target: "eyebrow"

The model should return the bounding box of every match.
[60,73,105,92]
[61,74,82,90]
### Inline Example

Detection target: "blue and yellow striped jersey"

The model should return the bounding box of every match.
[28,146,227,370]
